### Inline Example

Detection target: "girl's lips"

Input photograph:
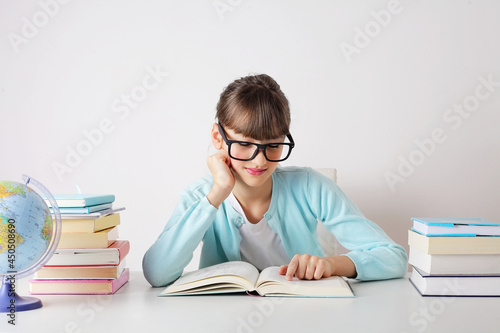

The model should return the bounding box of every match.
[245,168,267,176]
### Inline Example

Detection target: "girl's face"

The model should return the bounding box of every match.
[220,126,283,189]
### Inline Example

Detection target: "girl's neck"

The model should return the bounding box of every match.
[232,177,273,223]
[233,176,272,204]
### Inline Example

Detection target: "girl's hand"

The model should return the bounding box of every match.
[278,254,357,281]
[206,150,235,208]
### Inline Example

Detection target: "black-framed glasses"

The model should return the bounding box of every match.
[218,123,295,162]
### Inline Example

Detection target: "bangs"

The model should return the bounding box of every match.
[217,79,291,140]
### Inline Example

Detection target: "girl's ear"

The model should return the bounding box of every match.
[211,123,223,150]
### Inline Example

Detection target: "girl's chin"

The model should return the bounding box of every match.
[234,170,271,188]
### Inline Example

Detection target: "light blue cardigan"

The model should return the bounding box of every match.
[142,166,408,287]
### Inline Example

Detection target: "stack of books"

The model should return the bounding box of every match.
[408,217,500,297]
[30,194,130,295]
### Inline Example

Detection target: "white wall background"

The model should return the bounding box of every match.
[1,0,499,273]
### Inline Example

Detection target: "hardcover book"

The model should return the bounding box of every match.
[61,213,121,233]
[34,261,126,279]
[59,207,125,219]
[46,240,130,266]
[57,227,119,249]
[409,246,500,275]
[411,217,500,236]
[30,268,129,295]
[45,194,115,208]
[408,230,500,255]
[409,267,500,297]
[159,261,354,298]
[57,203,113,214]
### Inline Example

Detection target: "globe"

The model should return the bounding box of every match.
[0,175,61,312]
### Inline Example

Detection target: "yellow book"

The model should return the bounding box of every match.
[34,261,126,279]
[408,230,500,254]
[57,227,119,249]
[62,213,120,233]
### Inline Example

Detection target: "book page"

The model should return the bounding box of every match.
[256,266,284,284]
[256,267,354,297]
[169,261,260,288]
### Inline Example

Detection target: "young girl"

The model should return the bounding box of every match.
[143,74,408,287]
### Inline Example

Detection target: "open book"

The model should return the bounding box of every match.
[159,261,354,298]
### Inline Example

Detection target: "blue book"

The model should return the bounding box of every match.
[411,217,500,237]
[44,194,115,208]
[56,203,113,214]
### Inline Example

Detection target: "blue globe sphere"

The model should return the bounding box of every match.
[0,181,56,277]
[0,176,61,312]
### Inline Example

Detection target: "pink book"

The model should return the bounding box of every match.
[29,268,129,295]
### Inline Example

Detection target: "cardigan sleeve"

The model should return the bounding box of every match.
[142,181,217,287]
[308,169,408,280]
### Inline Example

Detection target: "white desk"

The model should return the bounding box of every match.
[2,271,500,333]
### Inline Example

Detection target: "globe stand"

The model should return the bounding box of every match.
[0,275,42,312]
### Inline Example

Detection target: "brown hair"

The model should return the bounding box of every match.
[216,74,291,140]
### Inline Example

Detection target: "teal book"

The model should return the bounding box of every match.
[411,217,500,237]
[56,203,113,214]
[44,194,115,208]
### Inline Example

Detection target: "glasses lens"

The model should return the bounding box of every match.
[230,143,258,160]
[265,144,290,161]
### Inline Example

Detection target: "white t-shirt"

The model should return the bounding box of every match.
[228,193,290,271]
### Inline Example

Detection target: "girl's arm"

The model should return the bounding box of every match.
[302,169,408,280]
[142,187,217,287]
[319,177,408,280]
[143,148,235,287]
